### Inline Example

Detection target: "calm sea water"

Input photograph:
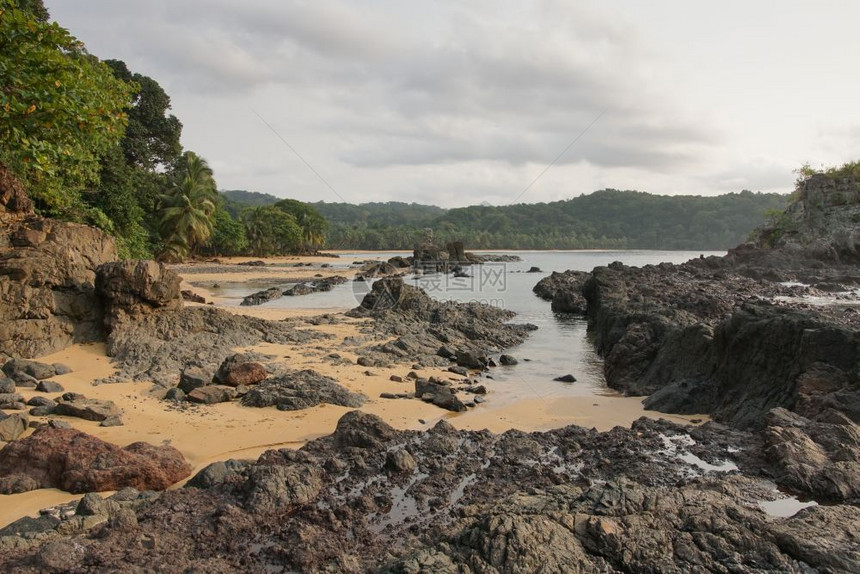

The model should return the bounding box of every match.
[210,250,723,406]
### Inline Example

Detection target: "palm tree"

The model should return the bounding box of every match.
[156,151,218,260]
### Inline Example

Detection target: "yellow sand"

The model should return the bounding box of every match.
[0,254,707,528]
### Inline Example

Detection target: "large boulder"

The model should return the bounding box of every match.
[241,370,365,411]
[214,354,268,387]
[54,394,121,422]
[0,412,28,442]
[0,426,192,494]
[0,216,117,358]
[95,259,182,331]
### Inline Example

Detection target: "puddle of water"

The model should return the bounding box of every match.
[659,434,738,474]
[758,497,818,518]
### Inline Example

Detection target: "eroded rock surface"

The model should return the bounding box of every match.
[0,427,191,494]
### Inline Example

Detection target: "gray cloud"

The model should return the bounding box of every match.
[46,0,859,204]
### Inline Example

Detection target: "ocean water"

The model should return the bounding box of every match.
[210,250,723,405]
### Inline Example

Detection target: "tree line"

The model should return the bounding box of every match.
[0,1,325,260]
[221,189,789,251]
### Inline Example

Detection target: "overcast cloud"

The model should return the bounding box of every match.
[47,0,860,206]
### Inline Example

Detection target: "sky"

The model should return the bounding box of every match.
[47,0,860,207]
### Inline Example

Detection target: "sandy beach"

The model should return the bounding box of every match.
[0,253,706,528]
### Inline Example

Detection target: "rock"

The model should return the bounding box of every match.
[181,289,206,304]
[0,412,28,442]
[100,414,125,427]
[75,492,114,517]
[186,459,249,489]
[0,377,14,394]
[0,163,34,214]
[389,375,404,383]
[533,270,591,302]
[551,290,588,314]
[437,346,456,359]
[284,283,313,296]
[214,354,268,387]
[2,358,56,381]
[0,393,24,408]
[29,405,56,417]
[388,256,412,268]
[499,354,518,366]
[448,365,469,376]
[242,370,365,411]
[240,286,283,306]
[385,449,417,474]
[55,395,121,421]
[243,461,323,514]
[554,374,577,383]
[0,216,117,358]
[36,540,86,571]
[0,426,191,493]
[164,387,186,402]
[187,385,236,405]
[332,410,398,449]
[465,385,487,395]
[356,356,376,367]
[35,380,64,393]
[455,351,487,370]
[26,396,55,407]
[51,363,72,375]
[96,259,183,331]
[526,266,542,273]
[415,379,467,412]
[178,367,212,394]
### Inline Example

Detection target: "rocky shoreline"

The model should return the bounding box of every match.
[0,175,859,571]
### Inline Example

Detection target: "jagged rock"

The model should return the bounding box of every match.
[0,426,191,493]
[332,410,398,449]
[102,306,326,387]
[242,461,323,514]
[181,289,206,303]
[187,385,236,405]
[26,396,54,407]
[415,378,467,412]
[0,163,34,214]
[242,370,365,411]
[2,358,56,381]
[178,367,211,394]
[0,412,28,442]
[164,387,186,402]
[96,259,182,331]
[388,256,412,268]
[456,351,487,370]
[214,354,268,387]
[186,459,250,489]
[99,414,124,427]
[0,377,15,394]
[35,380,64,393]
[54,394,121,422]
[240,286,283,306]
[385,449,417,474]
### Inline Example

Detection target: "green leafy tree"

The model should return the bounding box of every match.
[243,205,302,256]
[207,208,248,256]
[0,2,133,215]
[156,151,218,260]
[274,198,328,250]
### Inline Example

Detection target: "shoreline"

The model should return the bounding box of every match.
[0,254,708,529]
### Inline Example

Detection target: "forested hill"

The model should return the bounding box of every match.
[220,189,789,250]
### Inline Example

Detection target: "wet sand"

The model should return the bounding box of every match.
[0,253,707,528]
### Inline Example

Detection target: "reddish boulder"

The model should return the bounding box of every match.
[214,354,268,387]
[0,426,191,494]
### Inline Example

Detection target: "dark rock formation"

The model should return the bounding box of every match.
[0,217,117,357]
[415,378,466,412]
[103,306,326,387]
[0,412,855,572]
[241,370,366,410]
[240,286,282,306]
[187,385,236,404]
[95,260,183,332]
[0,163,34,215]
[0,426,191,494]
[347,277,536,372]
[283,276,348,297]
[54,394,121,422]
[533,270,590,313]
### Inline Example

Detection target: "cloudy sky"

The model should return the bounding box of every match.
[48,1,860,207]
